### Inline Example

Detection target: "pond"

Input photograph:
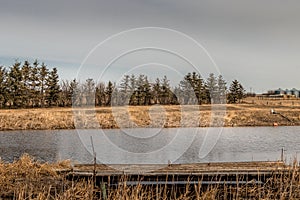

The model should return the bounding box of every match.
[0,126,300,164]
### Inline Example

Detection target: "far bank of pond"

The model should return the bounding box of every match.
[0,103,300,131]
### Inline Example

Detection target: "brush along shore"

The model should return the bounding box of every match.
[1,99,300,131]
[1,154,300,199]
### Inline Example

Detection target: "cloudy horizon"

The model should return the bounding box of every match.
[1,0,300,93]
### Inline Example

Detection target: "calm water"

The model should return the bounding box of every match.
[0,126,300,164]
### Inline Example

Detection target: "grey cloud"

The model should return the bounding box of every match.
[0,0,299,92]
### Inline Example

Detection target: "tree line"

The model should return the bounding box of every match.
[0,60,245,108]
[0,60,60,108]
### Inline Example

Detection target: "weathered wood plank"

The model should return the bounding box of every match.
[64,161,289,176]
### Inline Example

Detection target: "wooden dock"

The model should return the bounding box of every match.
[70,161,287,175]
[62,161,294,185]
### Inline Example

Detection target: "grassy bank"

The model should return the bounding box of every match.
[1,154,300,199]
[1,98,300,131]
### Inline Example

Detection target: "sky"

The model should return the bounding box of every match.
[0,0,300,93]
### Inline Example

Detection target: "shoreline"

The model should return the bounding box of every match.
[1,100,300,131]
[0,124,299,132]
[1,154,299,199]
[0,124,300,133]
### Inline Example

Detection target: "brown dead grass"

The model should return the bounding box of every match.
[1,98,300,131]
[1,154,300,199]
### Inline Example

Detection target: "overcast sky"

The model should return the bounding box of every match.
[0,0,300,93]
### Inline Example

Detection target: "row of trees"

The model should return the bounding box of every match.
[0,61,60,108]
[0,60,245,108]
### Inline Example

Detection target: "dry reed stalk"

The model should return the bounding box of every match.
[1,156,300,199]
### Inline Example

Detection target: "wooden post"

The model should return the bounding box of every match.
[90,136,96,187]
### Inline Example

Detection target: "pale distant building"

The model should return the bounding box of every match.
[260,88,300,99]
[274,88,285,95]
[291,88,300,98]
[285,89,292,95]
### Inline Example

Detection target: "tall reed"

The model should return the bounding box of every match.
[1,154,299,199]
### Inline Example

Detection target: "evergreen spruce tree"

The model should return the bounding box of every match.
[0,66,6,108]
[105,81,114,106]
[217,75,227,104]
[129,74,137,105]
[179,72,206,105]
[83,78,95,106]
[135,75,147,105]
[179,72,193,104]
[143,76,152,105]
[191,72,200,104]
[21,61,32,107]
[200,83,209,104]
[7,61,23,108]
[160,75,171,105]
[111,85,120,106]
[46,68,60,106]
[119,75,130,105]
[237,82,245,102]
[172,86,180,105]
[228,80,245,103]
[29,60,41,107]
[192,72,206,105]
[38,63,49,107]
[206,73,218,104]
[69,79,80,106]
[152,78,161,104]
[95,82,105,106]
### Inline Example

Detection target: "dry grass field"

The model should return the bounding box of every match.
[1,154,300,199]
[1,97,300,131]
